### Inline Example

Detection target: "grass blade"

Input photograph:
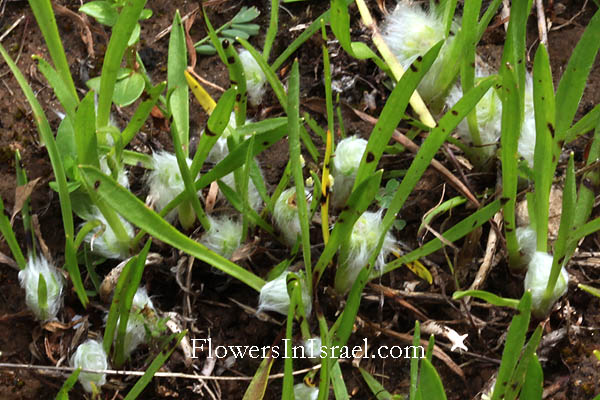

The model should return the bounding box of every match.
[452,290,519,309]
[122,331,187,400]
[555,9,600,138]
[490,291,532,400]
[79,165,265,291]
[27,0,78,107]
[97,0,147,129]
[288,59,312,289]
[532,44,556,251]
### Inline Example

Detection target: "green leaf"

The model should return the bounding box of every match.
[232,6,260,24]
[33,56,77,119]
[79,1,118,26]
[0,196,26,270]
[79,166,265,292]
[353,42,444,191]
[113,72,145,107]
[242,355,274,400]
[123,331,186,400]
[97,0,147,128]
[490,291,532,400]
[55,368,81,400]
[74,92,99,168]
[520,355,543,400]
[383,199,501,275]
[452,290,519,309]
[121,81,166,147]
[578,283,600,298]
[360,368,394,400]
[168,11,189,156]
[418,359,447,400]
[288,60,312,286]
[532,44,556,252]
[555,9,600,138]
[28,0,78,107]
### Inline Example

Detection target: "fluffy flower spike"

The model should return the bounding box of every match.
[201,215,243,259]
[334,211,395,294]
[294,383,319,400]
[516,226,537,264]
[239,49,267,106]
[382,1,455,102]
[220,166,264,212]
[18,255,64,321]
[84,208,134,260]
[113,287,157,358]
[70,339,109,393]
[331,136,367,208]
[524,251,569,315]
[273,187,310,246]
[257,271,312,317]
[146,151,198,226]
[446,69,536,166]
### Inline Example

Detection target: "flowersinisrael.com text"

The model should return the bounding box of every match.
[190,338,425,360]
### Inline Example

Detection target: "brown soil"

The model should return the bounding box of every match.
[0,1,599,399]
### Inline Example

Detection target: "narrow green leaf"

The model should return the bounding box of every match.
[123,331,186,400]
[452,290,519,309]
[0,196,26,269]
[418,359,447,400]
[520,355,543,400]
[353,42,443,191]
[103,256,137,354]
[74,92,99,168]
[121,81,166,147]
[382,199,501,275]
[532,44,556,251]
[97,0,147,128]
[556,9,600,138]
[288,60,312,287]
[360,368,394,400]
[490,291,532,400]
[55,368,81,400]
[242,355,275,400]
[79,166,265,291]
[33,56,77,118]
[168,11,189,156]
[28,0,78,106]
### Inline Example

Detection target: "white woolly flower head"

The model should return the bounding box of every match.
[115,287,157,358]
[146,151,197,223]
[239,49,267,106]
[206,112,238,164]
[302,336,322,360]
[83,208,134,260]
[274,187,310,246]
[220,167,264,212]
[447,69,536,165]
[70,339,108,393]
[331,136,367,208]
[524,251,569,315]
[516,226,537,264]
[446,67,503,157]
[206,113,252,164]
[99,155,129,189]
[294,383,319,400]
[335,211,396,293]
[257,270,312,317]
[18,255,64,321]
[201,215,243,259]
[382,1,455,102]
